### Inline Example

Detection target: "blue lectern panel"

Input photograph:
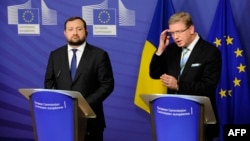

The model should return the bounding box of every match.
[31,91,75,141]
[151,97,201,141]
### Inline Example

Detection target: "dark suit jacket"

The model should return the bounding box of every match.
[44,43,114,131]
[150,37,222,138]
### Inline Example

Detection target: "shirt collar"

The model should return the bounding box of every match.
[67,42,86,52]
[186,34,200,51]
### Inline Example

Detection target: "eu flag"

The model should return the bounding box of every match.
[18,9,39,24]
[207,0,250,140]
[134,0,175,112]
[93,9,116,25]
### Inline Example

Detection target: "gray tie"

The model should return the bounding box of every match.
[180,48,189,75]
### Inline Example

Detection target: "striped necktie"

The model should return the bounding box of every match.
[180,48,189,75]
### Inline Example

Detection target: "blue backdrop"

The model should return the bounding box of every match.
[1,0,250,141]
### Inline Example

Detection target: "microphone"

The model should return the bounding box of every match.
[51,70,61,89]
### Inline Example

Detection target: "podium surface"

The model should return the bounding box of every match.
[140,93,216,124]
[140,94,216,141]
[19,88,96,118]
[19,88,96,141]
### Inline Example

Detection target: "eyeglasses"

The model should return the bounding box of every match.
[169,26,190,36]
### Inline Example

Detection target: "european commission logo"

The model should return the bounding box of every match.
[7,0,58,36]
[82,0,136,36]
[94,9,116,25]
[18,9,39,24]
[93,9,116,36]
[7,0,134,36]
[18,9,40,35]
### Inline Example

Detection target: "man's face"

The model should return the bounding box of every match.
[169,22,194,47]
[64,19,87,46]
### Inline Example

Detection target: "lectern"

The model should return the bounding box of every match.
[140,94,216,141]
[19,88,96,141]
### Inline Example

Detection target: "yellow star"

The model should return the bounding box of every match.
[228,90,232,96]
[233,77,241,87]
[213,37,221,47]
[219,88,227,98]
[237,63,246,73]
[225,35,233,45]
[234,48,243,57]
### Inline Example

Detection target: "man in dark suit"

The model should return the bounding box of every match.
[149,12,222,141]
[44,17,114,141]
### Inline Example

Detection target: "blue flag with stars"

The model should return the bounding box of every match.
[18,9,39,24]
[93,9,116,25]
[207,0,250,140]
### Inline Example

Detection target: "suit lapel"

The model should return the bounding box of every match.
[61,46,72,82]
[181,39,202,77]
[73,44,90,82]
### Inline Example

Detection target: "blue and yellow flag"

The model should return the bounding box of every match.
[134,0,175,113]
[207,0,250,140]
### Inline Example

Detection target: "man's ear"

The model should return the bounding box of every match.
[190,25,195,34]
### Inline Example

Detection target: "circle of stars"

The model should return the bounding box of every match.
[22,10,34,23]
[98,10,111,24]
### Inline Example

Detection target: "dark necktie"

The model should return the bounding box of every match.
[71,49,77,80]
[180,48,189,75]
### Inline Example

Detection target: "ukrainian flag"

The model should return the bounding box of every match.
[134,0,175,113]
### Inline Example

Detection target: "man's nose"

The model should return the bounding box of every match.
[73,29,78,34]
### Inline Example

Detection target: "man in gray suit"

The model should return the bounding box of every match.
[44,17,114,141]
[150,12,222,141]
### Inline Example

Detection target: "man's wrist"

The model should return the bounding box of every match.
[156,49,164,56]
